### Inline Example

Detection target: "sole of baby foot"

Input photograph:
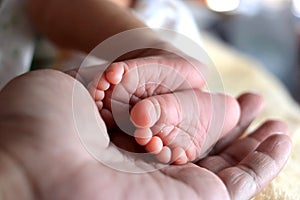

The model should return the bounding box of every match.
[89,55,206,115]
[130,91,240,165]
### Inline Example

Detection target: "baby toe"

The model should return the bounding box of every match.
[130,99,161,128]
[95,101,103,110]
[171,147,188,165]
[145,136,163,154]
[156,146,172,164]
[105,63,125,85]
[94,90,104,101]
[185,145,197,162]
[96,76,110,91]
[134,128,152,146]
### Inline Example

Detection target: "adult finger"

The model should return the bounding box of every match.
[162,164,231,200]
[218,134,292,200]
[198,120,288,173]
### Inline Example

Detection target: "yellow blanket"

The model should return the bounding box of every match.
[203,34,300,200]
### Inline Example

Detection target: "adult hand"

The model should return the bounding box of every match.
[0,70,291,200]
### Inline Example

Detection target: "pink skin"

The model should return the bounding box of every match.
[87,54,241,164]
[30,0,240,165]
[0,70,292,200]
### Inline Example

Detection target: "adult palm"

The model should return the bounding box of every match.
[0,70,291,200]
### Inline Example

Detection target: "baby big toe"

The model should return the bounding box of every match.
[130,99,161,128]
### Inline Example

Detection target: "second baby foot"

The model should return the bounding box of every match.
[87,54,239,164]
[88,54,207,129]
[130,90,240,164]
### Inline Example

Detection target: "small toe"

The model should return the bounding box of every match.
[94,90,105,101]
[145,136,163,154]
[172,147,188,165]
[96,76,110,91]
[134,128,153,146]
[185,146,197,162]
[105,63,125,85]
[156,146,172,163]
[95,101,103,110]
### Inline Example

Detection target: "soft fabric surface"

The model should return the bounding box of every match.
[203,33,300,200]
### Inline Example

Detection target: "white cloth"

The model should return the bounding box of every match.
[133,0,203,46]
[0,0,202,87]
[64,0,204,70]
[0,0,35,89]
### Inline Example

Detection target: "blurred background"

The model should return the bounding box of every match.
[2,0,298,103]
[186,0,300,102]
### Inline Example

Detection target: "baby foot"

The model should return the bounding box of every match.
[88,54,207,129]
[87,55,240,164]
[130,90,240,164]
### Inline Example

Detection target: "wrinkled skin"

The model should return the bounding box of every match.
[0,70,292,200]
[85,55,241,164]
